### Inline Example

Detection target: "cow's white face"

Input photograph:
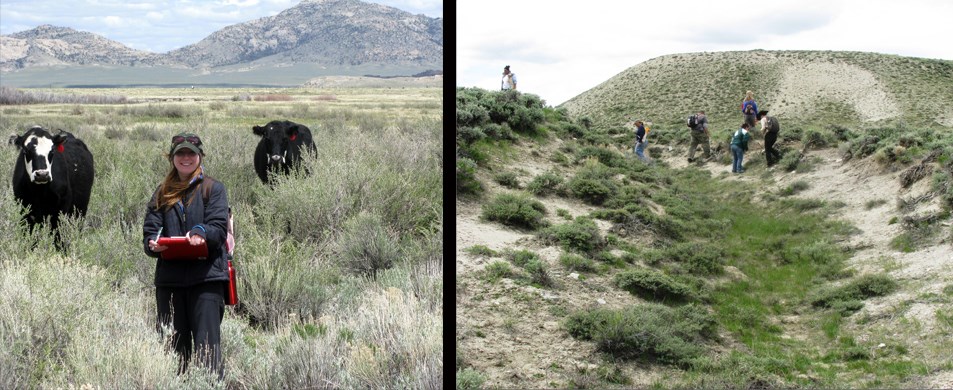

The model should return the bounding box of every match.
[21,134,55,184]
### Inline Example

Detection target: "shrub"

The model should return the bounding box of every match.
[614,268,696,302]
[465,245,497,257]
[568,178,613,205]
[780,240,842,265]
[484,261,512,282]
[777,150,803,172]
[480,193,547,230]
[339,211,399,280]
[540,217,603,253]
[456,157,483,195]
[567,161,617,205]
[649,242,725,275]
[564,303,716,366]
[779,180,810,197]
[559,253,596,273]
[525,259,555,287]
[456,368,487,390]
[575,146,626,168]
[810,274,899,314]
[457,126,487,145]
[556,208,573,220]
[253,94,293,101]
[507,249,540,267]
[527,172,564,196]
[493,171,521,189]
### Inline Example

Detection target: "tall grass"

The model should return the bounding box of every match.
[0,86,128,105]
[0,87,442,388]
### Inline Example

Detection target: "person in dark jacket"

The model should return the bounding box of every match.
[757,110,782,167]
[143,132,229,378]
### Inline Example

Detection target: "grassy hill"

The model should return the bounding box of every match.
[456,49,953,388]
[560,50,953,130]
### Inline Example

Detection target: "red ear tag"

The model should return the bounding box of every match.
[290,134,297,141]
[57,144,65,153]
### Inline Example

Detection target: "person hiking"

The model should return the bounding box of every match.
[741,90,758,129]
[633,120,651,163]
[143,132,230,379]
[757,110,782,167]
[730,122,752,174]
[501,65,517,91]
[687,110,711,163]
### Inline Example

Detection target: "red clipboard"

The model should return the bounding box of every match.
[157,237,209,260]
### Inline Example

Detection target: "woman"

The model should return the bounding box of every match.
[730,122,752,174]
[633,120,651,163]
[741,90,758,129]
[143,132,229,378]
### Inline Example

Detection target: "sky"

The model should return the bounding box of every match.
[0,0,443,53]
[458,0,953,106]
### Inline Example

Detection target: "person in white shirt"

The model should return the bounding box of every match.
[501,65,517,91]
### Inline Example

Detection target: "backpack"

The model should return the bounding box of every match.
[200,178,239,305]
[744,101,755,115]
[687,115,698,129]
[765,116,780,134]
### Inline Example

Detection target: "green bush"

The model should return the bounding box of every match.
[525,259,555,287]
[507,249,540,267]
[456,368,487,390]
[465,245,497,257]
[559,253,596,272]
[575,146,626,168]
[339,211,399,280]
[484,261,512,282]
[779,180,810,197]
[480,193,547,230]
[649,242,725,275]
[567,162,618,205]
[811,274,899,314]
[540,217,603,253]
[564,303,716,366]
[493,171,521,189]
[614,268,696,302]
[456,157,483,195]
[527,172,564,196]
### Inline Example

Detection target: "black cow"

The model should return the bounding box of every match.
[10,126,95,239]
[252,120,316,184]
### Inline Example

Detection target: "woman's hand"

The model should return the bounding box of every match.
[149,239,168,252]
[186,232,206,247]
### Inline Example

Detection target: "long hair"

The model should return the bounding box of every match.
[744,90,754,101]
[155,155,204,211]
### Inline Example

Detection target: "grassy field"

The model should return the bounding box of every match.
[0,86,442,388]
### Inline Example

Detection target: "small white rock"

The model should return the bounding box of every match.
[878,343,886,348]
[569,273,580,280]
[597,298,606,305]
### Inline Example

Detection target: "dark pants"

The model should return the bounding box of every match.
[156,282,225,378]
[764,131,782,166]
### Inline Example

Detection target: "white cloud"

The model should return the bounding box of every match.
[220,0,261,7]
[458,0,953,106]
[102,16,126,27]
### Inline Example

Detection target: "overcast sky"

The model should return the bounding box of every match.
[458,0,953,106]
[0,0,443,53]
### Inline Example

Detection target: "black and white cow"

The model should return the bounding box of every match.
[10,126,95,237]
[252,120,316,184]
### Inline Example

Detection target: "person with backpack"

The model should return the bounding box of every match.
[633,119,651,163]
[757,110,782,167]
[143,132,230,379]
[741,90,758,129]
[730,122,752,174]
[687,110,711,163]
[501,65,517,91]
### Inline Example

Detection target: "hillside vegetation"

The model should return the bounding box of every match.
[1,87,442,388]
[561,50,953,130]
[456,59,953,388]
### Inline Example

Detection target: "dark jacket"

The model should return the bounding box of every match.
[143,176,229,287]
[635,124,646,143]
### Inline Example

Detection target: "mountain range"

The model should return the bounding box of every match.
[0,0,442,86]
